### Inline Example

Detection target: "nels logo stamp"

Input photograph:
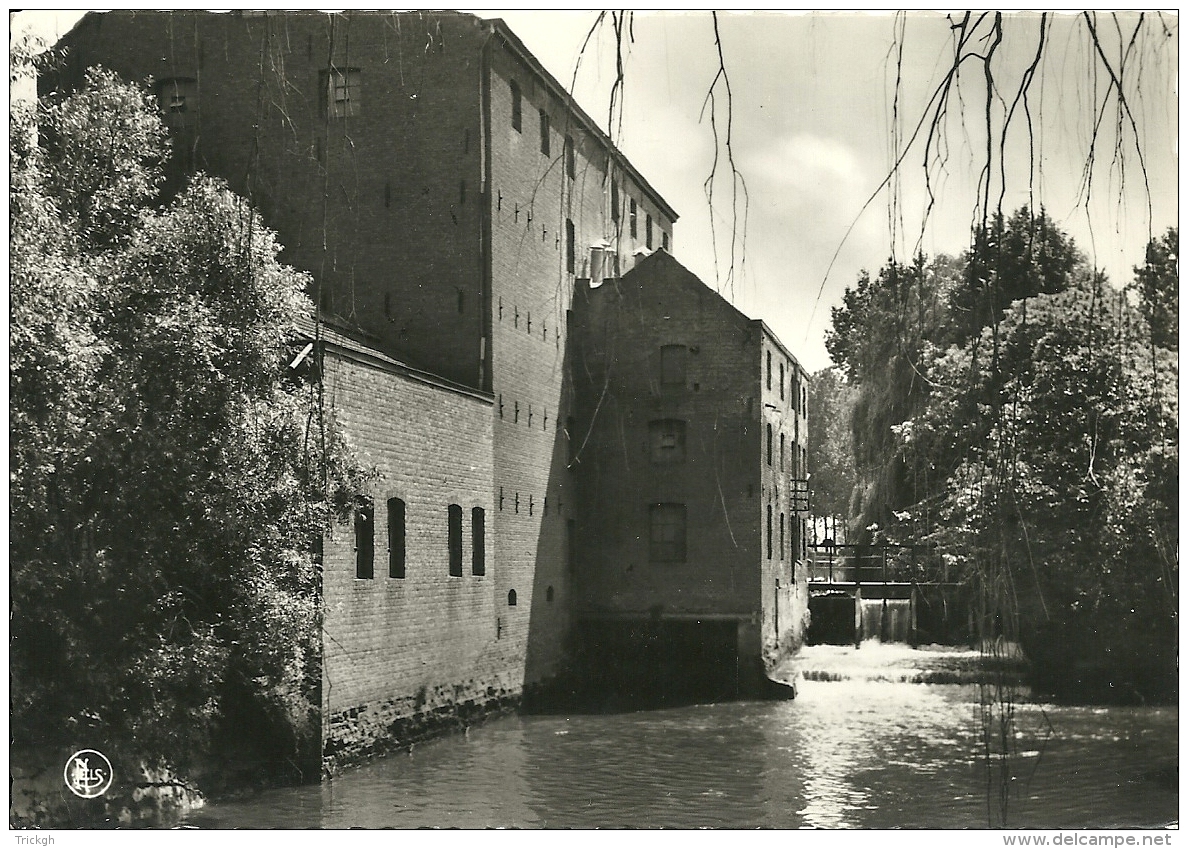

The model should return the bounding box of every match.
[64,749,113,799]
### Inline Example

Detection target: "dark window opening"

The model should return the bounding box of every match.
[649,419,687,464]
[779,362,785,399]
[649,503,687,563]
[766,350,772,390]
[471,507,485,576]
[355,496,374,579]
[780,512,785,561]
[547,585,555,602]
[662,231,670,252]
[566,218,575,273]
[660,344,687,387]
[780,432,785,471]
[539,110,550,155]
[646,214,653,249]
[630,198,638,239]
[565,135,575,179]
[508,589,518,606]
[387,497,406,578]
[611,182,619,222]
[448,504,463,577]
[322,67,361,118]
[510,80,522,131]
[766,423,773,466]
[766,504,773,561]
[157,77,198,126]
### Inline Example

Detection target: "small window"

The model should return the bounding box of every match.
[660,344,687,387]
[539,110,550,156]
[649,503,687,563]
[791,516,800,564]
[448,504,463,577]
[157,77,198,125]
[766,350,772,390]
[472,507,485,576]
[547,585,555,602]
[510,79,522,131]
[630,199,638,239]
[649,419,687,463]
[779,362,785,400]
[780,512,785,561]
[612,182,620,222]
[780,432,785,471]
[566,219,575,274]
[355,496,374,579]
[766,504,773,560]
[387,497,406,578]
[766,423,773,466]
[565,135,575,179]
[322,68,361,118]
[662,231,670,252]
[508,589,518,606]
[646,214,653,249]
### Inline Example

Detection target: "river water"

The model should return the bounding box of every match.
[182,644,1177,829]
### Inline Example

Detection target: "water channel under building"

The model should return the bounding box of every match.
[180,643,1177,829]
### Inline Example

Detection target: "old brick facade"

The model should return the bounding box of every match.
[570,251,809,691]
[52,10,805,774]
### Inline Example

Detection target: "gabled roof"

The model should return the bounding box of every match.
[620,249,804,370]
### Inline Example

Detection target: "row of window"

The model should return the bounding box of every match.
[766,423,808,474]
[766,505,809,562]
[610,182,668,251]
[353,498,484,579]
[766,349,807,415]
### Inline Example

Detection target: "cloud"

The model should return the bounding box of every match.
[743,133,867,197]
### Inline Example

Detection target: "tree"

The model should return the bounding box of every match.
[824,253,958,541]
[805,367,857,525]
[911,276,1176,700]
[1130,227,1178,351]
[10,62,367,777]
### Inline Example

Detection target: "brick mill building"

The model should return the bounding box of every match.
[50,10,809,773]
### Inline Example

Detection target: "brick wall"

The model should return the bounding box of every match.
[53,11,489,387]
[570,251,762,617]
[570,251,809,673]
[759,324,811,660]
[315,329,506,771]
[485,38,675,685]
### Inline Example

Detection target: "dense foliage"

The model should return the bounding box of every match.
[824,209,1177,701]
[10,60,368,775]
[805,367,857,526]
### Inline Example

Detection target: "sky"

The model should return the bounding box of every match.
[12,10,1179,372]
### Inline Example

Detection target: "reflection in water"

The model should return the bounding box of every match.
[183,646,1177,829]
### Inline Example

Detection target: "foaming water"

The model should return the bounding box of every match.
[182,645,1177,829]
